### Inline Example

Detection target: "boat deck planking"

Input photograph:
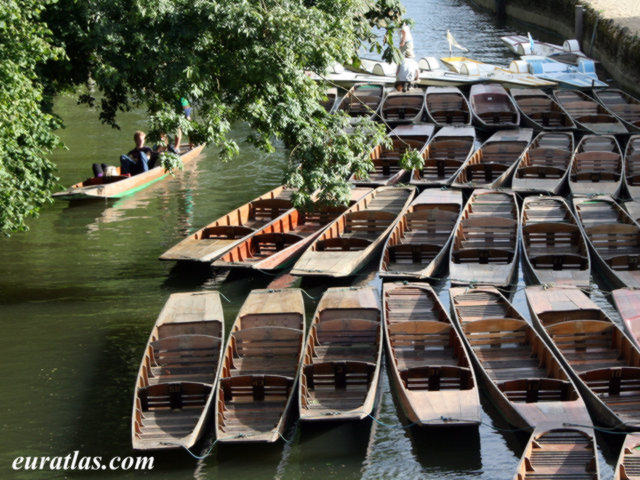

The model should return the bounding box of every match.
[569,134,624,198]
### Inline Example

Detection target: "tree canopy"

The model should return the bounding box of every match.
[0,0,407,234]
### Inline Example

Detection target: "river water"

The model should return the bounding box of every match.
[0,1,626,479]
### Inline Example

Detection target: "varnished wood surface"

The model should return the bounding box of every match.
[593,88,640,134]
[469,83,521,130]
[554,89,628,135]
[569,135,623,198]
[424,86,472,127]
[510,88,576,132]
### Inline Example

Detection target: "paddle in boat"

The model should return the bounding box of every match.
[520,196,591,288]
[291,186,415,277]
[54,144,205,201]
[510,88,576,131]
[625,136,640,202]
[410,126,476,188]
[612,288,640,350]
[299,286,382,421]
[449,190,519,288]
[379,189,462,280]
[424,86,472,126]
[468,83,521,130]
[159,186,295,263]
[613,433,640,480]
[131,291,224,450]
[215,288,305,443]
[553,89,627,134]
[380,88,426,125]
[212,188,370,272]
[569,134,624,198]
[526,285,640,430]
[451,129,533,190]
[350,124,435,187]
[593,88,640,133]
[336,83,386,123]
[573,195,640,289]
[384,282,481,427]
[511,131,574,195]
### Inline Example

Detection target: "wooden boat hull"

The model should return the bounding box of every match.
[513,428,599,480]
[299,286,382,421]
[626,201,640,224]
[131,291,224,450]
[625,136,640,202]
[468,83,521,130]
[569,135,624,198]
[510,88,576,131]
[385,283,481,427]
[424,86,472,127]
[554,89,627,134]
[449,190,520,288]
[379,189,462,279]
[54,144,205,201]
[291,186,416,277]
[215,289,305,443]
[593,88,640,134]
[612,288,640,350]
[159,186,294,263]
[380,88,426,125]
[614,433,640,480]
[337,83,385,122]
[526,285,640,430]
[520,196,591,288]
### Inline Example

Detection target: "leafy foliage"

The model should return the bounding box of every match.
[0,0,63,235]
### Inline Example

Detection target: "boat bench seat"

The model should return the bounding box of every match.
[420,159,464,179]
[529,253,588,270]
[148,334,221,385]
[158,321,223,339]
[221,374,293,402]
[316,236,372,251]
[427,96,465,110]
[400,365,473,391]
[303,361,375,390]
[389,320,453,347]
[138,382,211,412]
[388,243,440,264]
[429,109,469,124]
[231,326,303,360]
[201,225,255,240]
[498,378,573,403]
[477,110,517,124]
[250,198,294,222]
[383,107,423,120]
[249,232,304,256]
[463,320,528,348]
[465,163,510,182]
[529,147,570,164]
[580,367,640,397]
[517,165,566,179]
[529,111,571,127]
[563,101,599,115]
[453,247,514,264]
[586,225,640,268]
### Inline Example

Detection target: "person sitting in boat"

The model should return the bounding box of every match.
[120,131,154,175]
[395,53,420,92]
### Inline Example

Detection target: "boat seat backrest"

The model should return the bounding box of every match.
[499,378,573,402]
[529,148,570,164]
[545,320,614,353]
[138,382,211,411]
[250,232,304,254]
[574,151,620,171]
[202,225,255,240]
[315,237,372,251]
[579,367,640,397]
[221,374,293,402]
[239,313,302,330]
[515,97,549,110]
[232,326,302,357]
[250,198,293,221]
[383,138,425,157]
[158,320,222,338]
[530,253,588,270]
[400,365,473,391]
[316,319,378,345]
[428,94,465,110]
[303,361,375,390]
[428,140,472,160]
[523,222,580,241]
[300,207,344,225]
[150,334,221,368]
[563,100,599,115]
[389,320,452,350]
[388,243,440,264]
[585,224,640,253]
[319,308,379,323]
[344,210,396,234]
[463,318,529,347]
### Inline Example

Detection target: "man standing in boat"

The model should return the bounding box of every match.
[395,52,420,92]
[399,21,415,59]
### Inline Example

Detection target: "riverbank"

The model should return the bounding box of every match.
[467,0,640,95]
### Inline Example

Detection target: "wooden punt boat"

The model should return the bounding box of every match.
[380,88,426,125]
[469,83,520,130]
[159,186,294,263]
[291,186,415,277]
[215,289,305,443]
[526,285,640,430]
[614,433,640,480]
[449,190,519,288]
[350,124,435,186]
[54,144,205,201]
[511,131,574,195]
[450,287,592,430]
[212,188,370,271]
[384,282,481,426]
[573,196,640,289]
[132,292,224,450]
[593,88,640,133]
[520,196,591,288]
[409,126,476,188]
[424,86,472,126]
[553,89,628,134]
[321,87,339,113]
[514,428,599,480]
[569,135,624,198]
[451,129,533,189]
[379,189,462,279]
[510,88,576,131]
[626,201,640,224]
[299,286,381,421]
[625,136,640,201]
[336,83,385,122]
[612,288,640,349]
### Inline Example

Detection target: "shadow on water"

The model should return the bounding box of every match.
[409,425,482,472]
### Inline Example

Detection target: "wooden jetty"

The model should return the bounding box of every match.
[215,289,305,443]
[131,292,224,450]
[449,190,520,288]
[291,186,415,277]
[379,189,462,280]
[298,286,382,421]
[384,282,481,426]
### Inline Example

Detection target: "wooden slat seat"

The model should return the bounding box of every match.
[315,237,372,251]
[249,232,304,257]
[580,367,640,398]
[400,365,473,391]
[388,243,441,265]
[517,165,566,178]
[139,382,211,412]
[499,378,572,402]
[158,321,222,339]
[221,374,293,402]
[250,198,294,222]
[149,334,221,385]
[465,162,510,182]
[304,361,375,390]
[232,326,302,363]
[529,253,588,270]
[201,225,255,240]
[429,109,469,124]
[453,247,514,264]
